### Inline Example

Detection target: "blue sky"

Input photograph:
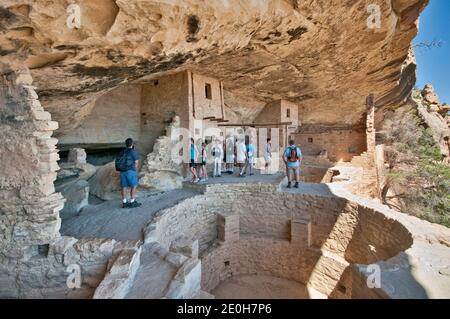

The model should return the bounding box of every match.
[414,0,450,104]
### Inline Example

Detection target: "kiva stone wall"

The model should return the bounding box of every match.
[146,183,412,263]
[143,182,414,297]
[344,206,413,264]
[145,194,227,253]
[201,238,321,293]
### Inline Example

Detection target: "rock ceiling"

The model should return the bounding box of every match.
[0,0,427,134]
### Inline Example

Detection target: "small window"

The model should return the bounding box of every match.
[308,138,313,143]
[154,80,159,86]
[195,128,200,135]
[349,146,358,154]
[205,83,212,99]
[286,108,291,118]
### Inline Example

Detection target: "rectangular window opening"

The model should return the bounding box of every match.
[205,83,212,100]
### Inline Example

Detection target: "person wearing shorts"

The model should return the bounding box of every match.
[189,138,199,183]
[119,138,141,208]
[283,140,302,188]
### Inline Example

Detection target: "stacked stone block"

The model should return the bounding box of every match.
[290,219,311,248]
[0,68,64,257]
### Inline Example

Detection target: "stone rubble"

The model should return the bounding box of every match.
[139,116,184,191]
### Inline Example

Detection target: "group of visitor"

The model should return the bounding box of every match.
[189,137,303,188]
[189,137,266,183]
[115,137,303,209]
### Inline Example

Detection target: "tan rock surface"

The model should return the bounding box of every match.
[0,0,427,132]
[421,84,440,105]
[88,161,121,200]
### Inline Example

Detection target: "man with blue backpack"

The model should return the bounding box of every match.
[283,140,302,188]
[115,138,142,208]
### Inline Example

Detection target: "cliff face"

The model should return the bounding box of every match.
[0,0,427,134]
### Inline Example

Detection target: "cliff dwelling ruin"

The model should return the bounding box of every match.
[0,0,449,300]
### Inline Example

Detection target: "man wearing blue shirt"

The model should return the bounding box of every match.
[283,140,302,188]
[118,138,141,208]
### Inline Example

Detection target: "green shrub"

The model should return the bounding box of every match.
[412,89,422,101]
[384,106,450,227]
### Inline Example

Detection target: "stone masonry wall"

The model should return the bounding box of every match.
[0,70,134,298]
[344,206,413,264]
[293,128,366,162]
[144,182,413,297]
[148,183,412,262]
[191,72,224,120]
[140,72,191,155]
[201,238,321,293]
[0,69,64,257]
[148,194,229,253]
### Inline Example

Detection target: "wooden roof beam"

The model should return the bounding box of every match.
[218,122,293,127]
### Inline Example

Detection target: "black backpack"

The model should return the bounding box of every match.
[115,149,134,172]
[287,146,299,162]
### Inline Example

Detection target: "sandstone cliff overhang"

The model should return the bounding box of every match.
[0,0,428,133]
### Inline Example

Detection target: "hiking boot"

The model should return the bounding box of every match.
[287,182,292,188]
[122,202,130,209]
[129,201,142,208]
[295,182,299,188]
